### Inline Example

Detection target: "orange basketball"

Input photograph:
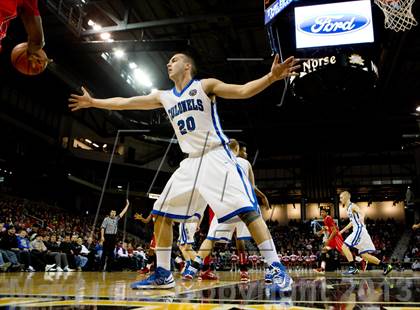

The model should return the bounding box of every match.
[11,42,48,75]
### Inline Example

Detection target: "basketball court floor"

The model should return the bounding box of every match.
[0,270,419,309]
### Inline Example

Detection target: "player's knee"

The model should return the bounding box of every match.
[238,210,261,226]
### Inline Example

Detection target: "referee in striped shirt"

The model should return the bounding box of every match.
[99,199,130,271]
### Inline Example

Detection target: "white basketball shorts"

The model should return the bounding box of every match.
[344,226,376,254]
[151,145,259,223]
[178,222,197,245]
[206,215,252,243]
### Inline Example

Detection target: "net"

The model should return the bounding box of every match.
[374,0,418,31]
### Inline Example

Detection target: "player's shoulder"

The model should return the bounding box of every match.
[237,157,251,167]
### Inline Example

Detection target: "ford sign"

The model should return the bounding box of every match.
[298,14,370,35]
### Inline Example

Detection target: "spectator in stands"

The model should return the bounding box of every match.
[99,199,130,271]
[83,237,98,271]
[0,225,22,270]
[16,229,35,271]
[28,223,40,241]
[59,234,76,269]
[30,234,56,271]
[115,241,131,270]
[0,251,12,272]
[72,237,88,271]
[44,234,70,272]
[412,259,420,271]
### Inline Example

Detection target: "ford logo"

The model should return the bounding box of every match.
[298,14,370,35]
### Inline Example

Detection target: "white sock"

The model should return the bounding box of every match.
[321,261,326,269]
[257,239,279,266]
[156,247,172,271]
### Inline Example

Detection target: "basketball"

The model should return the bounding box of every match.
[11,42,48,75]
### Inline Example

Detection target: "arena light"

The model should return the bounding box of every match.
[114,49,125,59]
[133,68,153,87]
[87,19,95,26]
[84,138,92,144]
[93,24,102,31]
[117,185,123,189]
[103,144,107,148]
[416,106,420,112]
[148,193,160,200]
[129,62,137,69]
[92,143,99,147]
[100,32,111,40]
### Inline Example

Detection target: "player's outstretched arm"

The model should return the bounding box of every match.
[68,87,162,112]
[340,222,353,235]
[202,55,300,100]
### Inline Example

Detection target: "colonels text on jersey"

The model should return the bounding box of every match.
[159,80,229,156]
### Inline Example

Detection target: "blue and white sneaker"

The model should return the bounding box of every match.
[265,262,285,284]
[265,262,293,292]
[182,263,199,280]
[131,267,175,289]
[181,261,191,277]
[342,266,359,276]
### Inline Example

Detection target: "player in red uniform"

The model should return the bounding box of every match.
[315,208,352,273]
[0,0,46,63]
[134,212,156,274]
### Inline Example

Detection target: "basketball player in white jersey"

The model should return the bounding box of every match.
[339,191,393,275]
[69,52,299,291]
[184,138,270,282]
[177,221,199,275]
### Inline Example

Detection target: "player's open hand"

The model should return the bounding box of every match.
[68,87,93,111]
[134,213,144,221]
[270,54,300,81]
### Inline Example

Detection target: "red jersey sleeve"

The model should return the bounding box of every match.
[18,0,40,16]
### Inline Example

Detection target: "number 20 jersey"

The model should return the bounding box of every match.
[159,79,229,156]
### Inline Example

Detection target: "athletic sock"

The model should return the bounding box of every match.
[156,247,171,271]
[191,256,202,270]
[257,239,280,266]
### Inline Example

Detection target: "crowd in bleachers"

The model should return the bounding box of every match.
[404,224,420,271]
[0,195,150,272]
[1,194,418,273]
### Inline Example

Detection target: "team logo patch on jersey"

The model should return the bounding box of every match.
[189,89,197,96]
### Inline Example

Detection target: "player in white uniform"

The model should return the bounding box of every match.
[339,191,393,275]
[69,52,299,291]
[177,221,199,274]
[186,139,269,282]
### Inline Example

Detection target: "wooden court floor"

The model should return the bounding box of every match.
[0,270,419,309]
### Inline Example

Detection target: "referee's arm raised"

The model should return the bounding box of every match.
[119,199,130,218]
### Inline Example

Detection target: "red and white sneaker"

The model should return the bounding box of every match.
[137,267,150,274]
[240,270,250,282]
[198,269,218,281]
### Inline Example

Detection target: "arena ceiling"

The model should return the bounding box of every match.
[28,0,417,158]
[1,0,419,203]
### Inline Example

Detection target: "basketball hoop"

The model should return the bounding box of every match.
[374,0,418,32]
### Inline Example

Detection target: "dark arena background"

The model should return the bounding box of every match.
[0,0,420,308]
